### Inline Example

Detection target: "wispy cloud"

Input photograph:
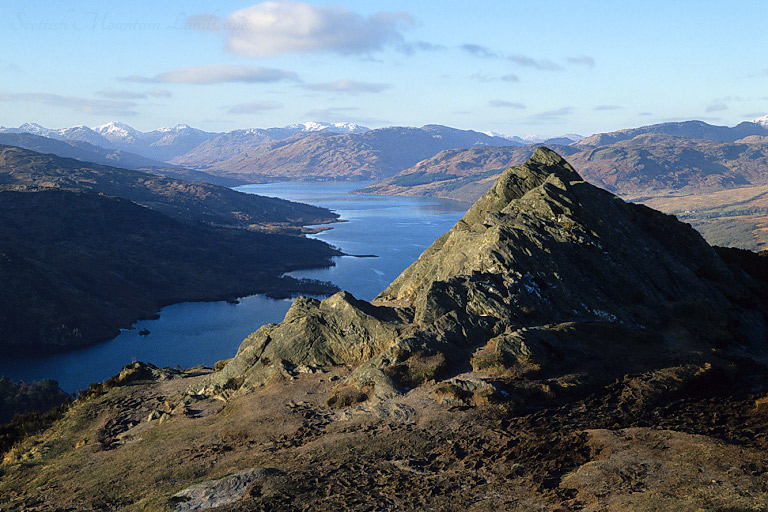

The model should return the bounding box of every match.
[460,43,562,71]
[567,55,595,67]
[705,101,728,113]
[460,44,497,58]
[529,106,574,121]
[97,89,147,100]
[228,101,283,114]
[507,54,562,71]
[593,105,622,111]
[121,65,300,85]
[148,88,172,98]
[398,41,445,55]
[303,80,390,94]
[187,2,414,57]
[489,100,526,109]
[470,73,519,83]
[0,92,137,116]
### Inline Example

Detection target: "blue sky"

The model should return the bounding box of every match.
[1,0,767,137]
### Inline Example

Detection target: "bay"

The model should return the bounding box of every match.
[0,182,468,393]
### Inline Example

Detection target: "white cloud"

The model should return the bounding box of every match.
[121,65,300,84]
[188,2,413,57]
[0,92,137,116]
[303,80,390,94]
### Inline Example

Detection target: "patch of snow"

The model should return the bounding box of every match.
[752,115,768,127]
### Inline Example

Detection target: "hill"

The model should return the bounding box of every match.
[0,145,338,232]
[0,133,246,187]
[0,189,340,352]
[574,119,768,146]
[4,149,768,510]
[0,146,343,352]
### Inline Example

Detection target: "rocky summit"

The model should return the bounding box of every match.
[198,147,767,406]
[4,148,768,511]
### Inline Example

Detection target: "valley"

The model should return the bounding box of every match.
[5,3,768,509]
[3,149,768,510]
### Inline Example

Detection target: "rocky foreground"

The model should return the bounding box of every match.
[2,148,768,511]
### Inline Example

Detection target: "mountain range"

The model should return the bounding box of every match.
[0,121,583,181]
[359,119,768,250]
[3,149,767,510]
[5,117,768,251]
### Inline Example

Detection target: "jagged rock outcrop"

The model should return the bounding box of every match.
[194,148,768,405]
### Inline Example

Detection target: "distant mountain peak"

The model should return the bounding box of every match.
[94,121,143,144]
[752,115,768,127]
[288,121,370,134]
[157,123,194,132]
[16,122,51,135]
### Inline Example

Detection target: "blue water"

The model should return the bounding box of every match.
[239,182,468,301]
[0,182,468,393]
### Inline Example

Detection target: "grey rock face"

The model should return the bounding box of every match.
[171,468,281,511]
[194,148,767,403]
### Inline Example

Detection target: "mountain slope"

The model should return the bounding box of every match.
[0,189,340,352]
[360,135,768,250]
[0,146,343,352]
[0,145,337,231]
[3,121,372,167]
[4,149,768,511]
[574,119,768,146]
[0,133,246,187]
[182,125,523,181]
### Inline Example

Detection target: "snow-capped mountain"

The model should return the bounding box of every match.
[752,115,768,128]
[291,121,369,133]
[53,125,113,147]
[95,121,144,144]
[1,123,114,148]
[15,123,52,136]
[483,131,584,145]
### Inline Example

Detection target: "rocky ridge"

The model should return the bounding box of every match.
[196,147,768,408]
